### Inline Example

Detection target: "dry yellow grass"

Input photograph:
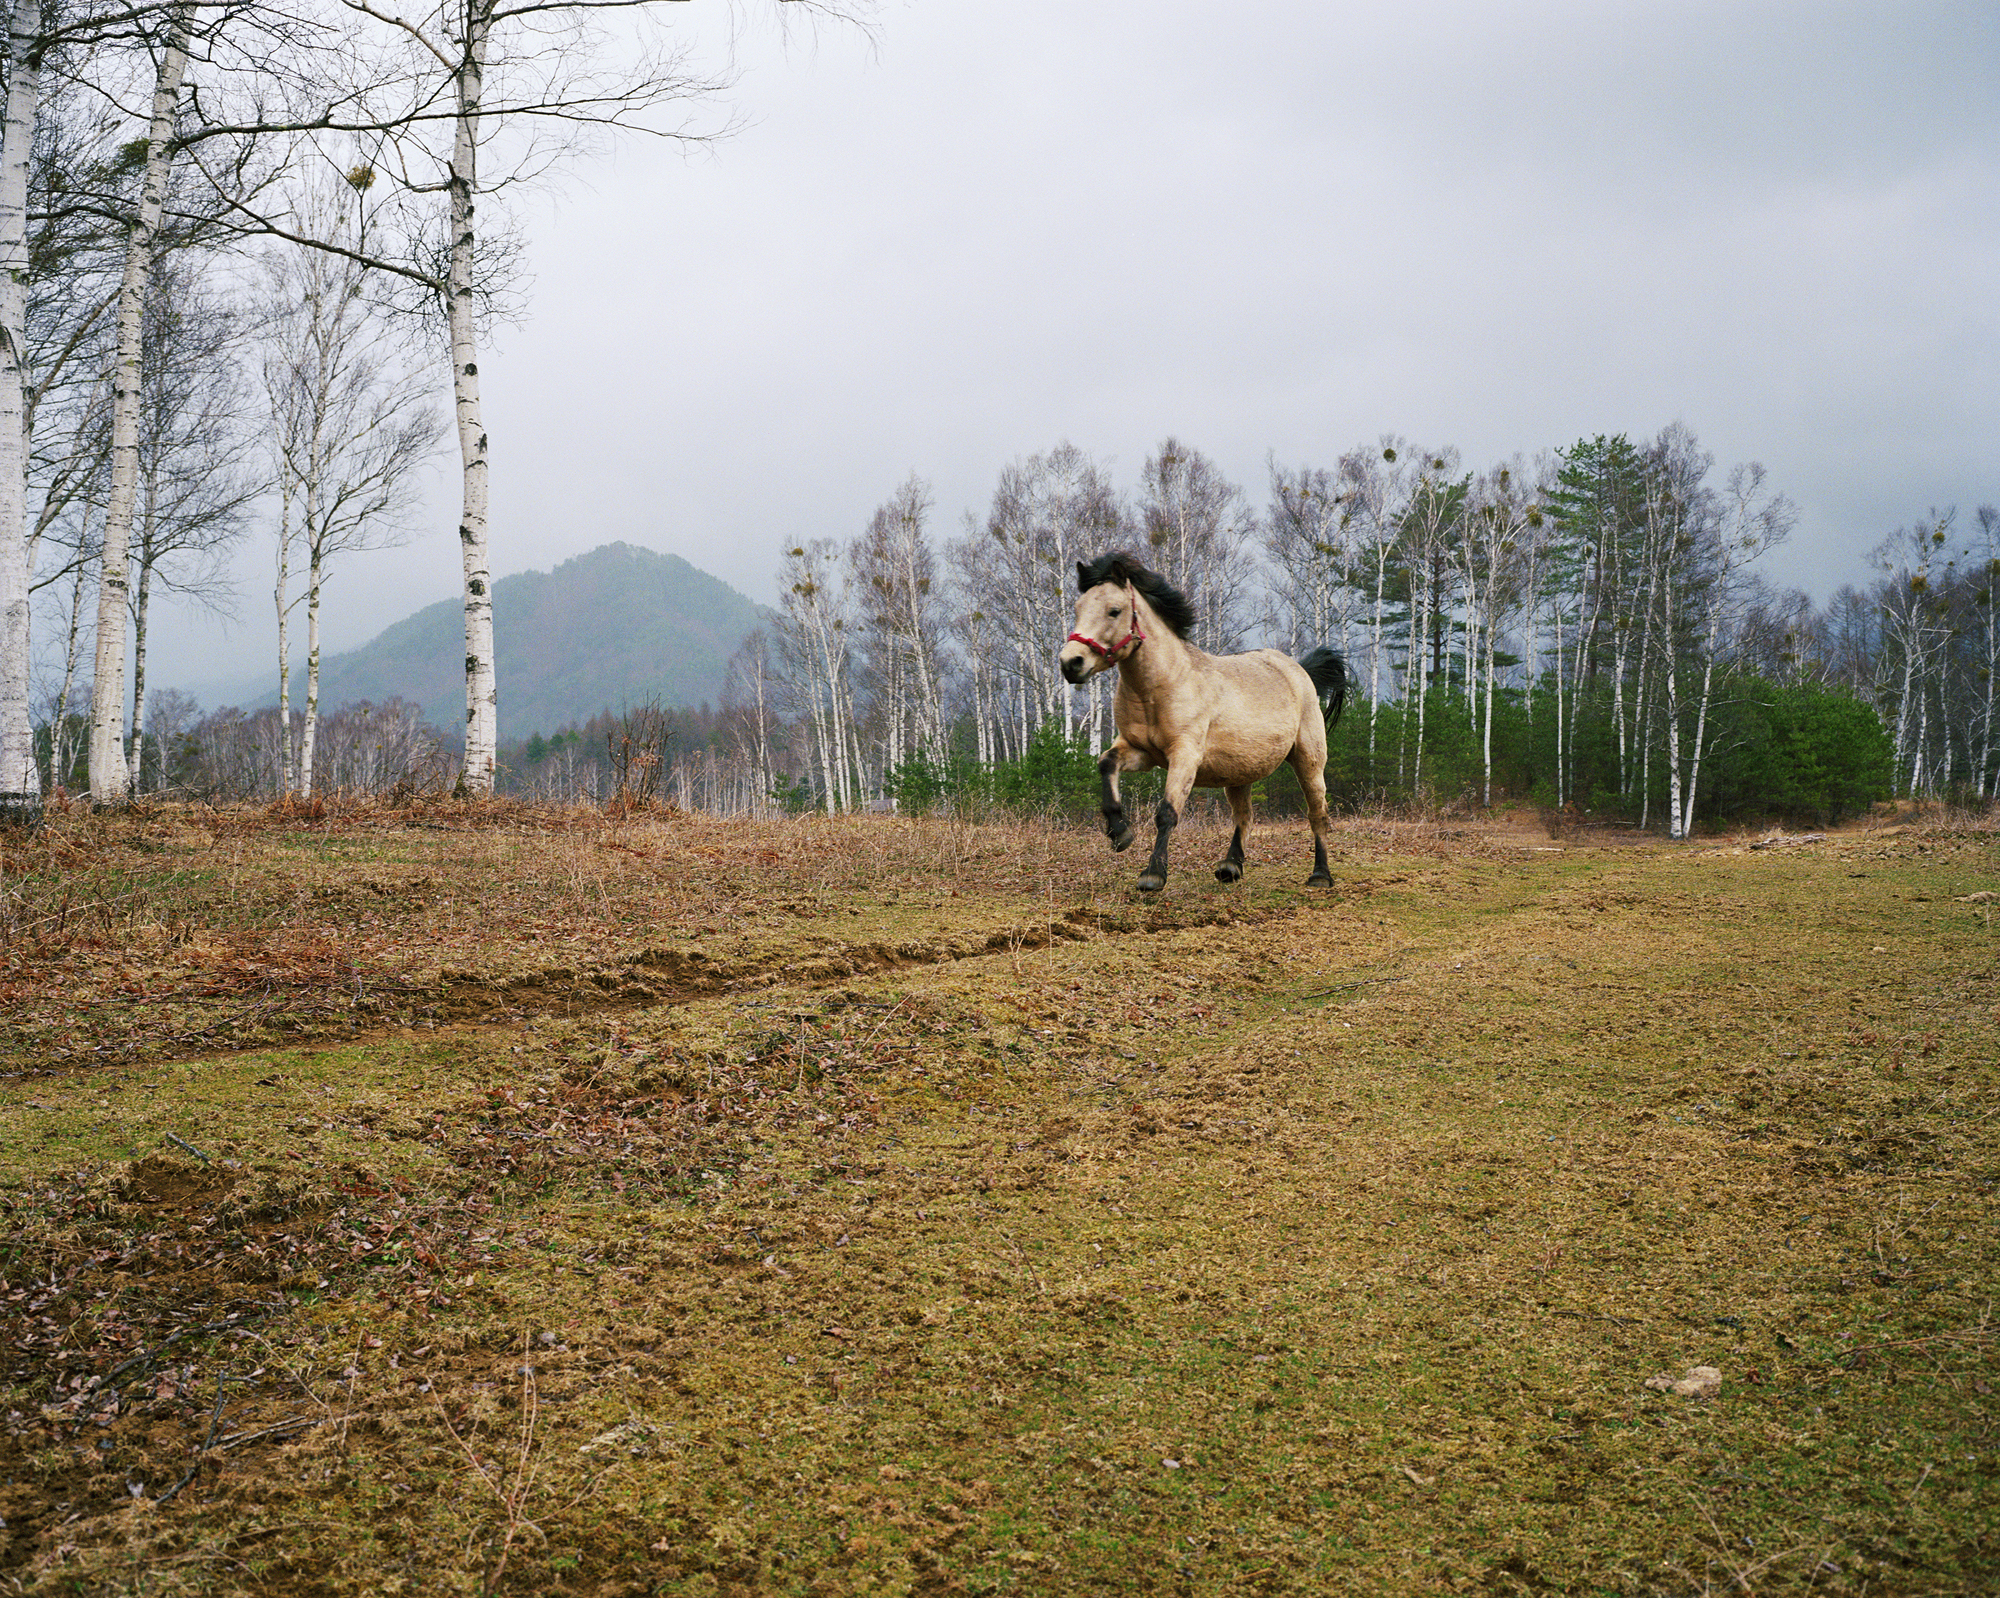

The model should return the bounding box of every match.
[0,804,1995,1594]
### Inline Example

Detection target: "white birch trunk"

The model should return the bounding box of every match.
[1912,678,1930,795]
[1367,543,1388,770]
[807,661,832,811]
[275,492,296,794]
[1660,578,1682,838]
[52,561,86,788]
[1610,625,1630,802]
[1984,590,1998,797]
[1893,637,1918,794]
[130,549,153,794]
[841,677,862,806]
[752,652,770,806]
[1465,565,1482,738]
[451,1,498,793]
[1680,650,1718,839]
[1565,572,1591,809]
[89,5,192,804]
[1635,546,1660,831]
[1544,612,1560,812]
[0,0,39,806]
[302,554,323,794]
[1481,595,1496,807]
[1408,559,1429,796]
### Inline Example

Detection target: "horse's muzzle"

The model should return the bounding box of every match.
[1060,651,1088,684]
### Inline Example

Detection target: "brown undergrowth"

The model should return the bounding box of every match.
[0,803,1283,1068]
[1,806,1996,1594]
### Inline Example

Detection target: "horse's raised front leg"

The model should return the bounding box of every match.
[1097,740,1140,852]
[1138,751,1200,894]
[1214,783,1252,884]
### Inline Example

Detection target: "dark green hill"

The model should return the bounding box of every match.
[290,543,768,736]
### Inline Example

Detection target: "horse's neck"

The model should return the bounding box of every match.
[1120,593,1194,693]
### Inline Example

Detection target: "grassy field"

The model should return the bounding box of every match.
[0,799,1995,1596]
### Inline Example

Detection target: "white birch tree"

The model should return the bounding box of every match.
[1870,510,1958,796]
[0,0,42,810]
[722,625,777,812]
[1973,505,2000,796]
[1334,437,1409,776]
[339,0,874,795]
[1669,459,1795,835]
[1264,459,1362,658]
[1138,437,1258,653]
[128,254,258,792]
[851,473,949,787]
[85,0,194,802]
[978,441,1121,749]
[944,514,1006,766]
[1397,447,1464,798]
[0,0,128,810]
[1639,424,1712,837]
[1465,459,1538,806]
[775,537,858,811]
[259,169,444,794]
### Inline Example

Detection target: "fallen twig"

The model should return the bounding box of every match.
[218,1414,321,1451]
[156,1373,251,1505]
[1301,975,1407,998]
[165,1132,212,1164]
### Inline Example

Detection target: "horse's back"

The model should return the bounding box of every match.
[1182,647,1323,786]
[1206,648,1319,722]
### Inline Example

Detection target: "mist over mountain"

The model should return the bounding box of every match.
[195,543,767,736]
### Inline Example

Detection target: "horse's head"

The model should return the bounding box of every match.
[1060,570,1146,684]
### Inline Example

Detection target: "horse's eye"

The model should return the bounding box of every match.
[1109,607,1121,617]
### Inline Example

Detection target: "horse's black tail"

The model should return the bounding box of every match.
[1300,647,1348,728]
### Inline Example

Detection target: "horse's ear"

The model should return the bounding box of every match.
[1076,561,1090,592]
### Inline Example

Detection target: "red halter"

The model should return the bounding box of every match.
[1067,624,1145,660]
[1069,585,1147,660]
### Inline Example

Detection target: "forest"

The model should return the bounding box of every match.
[31,423,1979,835]
[300,426,1967,834]
[0,0,851,816]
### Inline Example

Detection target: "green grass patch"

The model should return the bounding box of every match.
[0,810,1995,1593]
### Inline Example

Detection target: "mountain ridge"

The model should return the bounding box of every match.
[195,543,768,737]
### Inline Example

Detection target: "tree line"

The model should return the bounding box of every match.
[123,419,1964,831]
[693,427,1974,833]
[0,0,872,818]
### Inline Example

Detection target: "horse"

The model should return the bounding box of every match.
[1058,551,1347,893]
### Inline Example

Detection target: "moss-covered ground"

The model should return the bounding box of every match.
[1,801,1994,1594]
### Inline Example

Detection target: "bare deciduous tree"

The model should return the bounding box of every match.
[1264,457,1363,659]
[774,537,859,812]
[339,0,875,794]
[1335,436,1411,772]
[128,253,259,791]
[852,473,949,790]
[1397,446,1465,796]
[86,1,197,802]
[1870,508,1959,797]
[1137,437,1257,653]
[973,441,1122,756]
[259,168,444,794]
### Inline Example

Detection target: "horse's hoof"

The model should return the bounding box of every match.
[1137,872,1166,893]
[1214,862,1242,884]
[1110,826,1135,852]
[1306,871,1333,887]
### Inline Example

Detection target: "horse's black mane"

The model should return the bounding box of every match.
[1076,551,1196,639]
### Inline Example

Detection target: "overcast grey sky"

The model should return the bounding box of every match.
[153,0,2000,703]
